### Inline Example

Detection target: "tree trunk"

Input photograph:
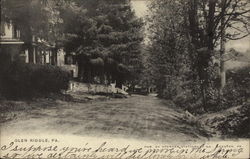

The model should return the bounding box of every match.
[188,0,199,45]
[220,0,226,94]
[207,0,216,50]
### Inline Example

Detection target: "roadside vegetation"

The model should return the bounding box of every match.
[0,60,70,99]
[143,0,250,138]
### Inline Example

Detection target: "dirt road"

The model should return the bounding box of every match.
[1,95,207,142]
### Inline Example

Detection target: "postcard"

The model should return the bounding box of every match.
[1,0,249,158]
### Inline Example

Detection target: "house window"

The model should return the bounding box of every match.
[13,25,19,38]
[0,22,5,36]
[17,30,20,38]
[65,55,77,65]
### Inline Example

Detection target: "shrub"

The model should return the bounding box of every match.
[217,103,250,138]
[220,66,250,109]
[0,61,70,99]
[226,66,250,99]
[205,65,250,112]
[173,65,250,114]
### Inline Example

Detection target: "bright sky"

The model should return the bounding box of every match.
[131,0,148,18]
[131,0,250,53]
[226,37,250,53]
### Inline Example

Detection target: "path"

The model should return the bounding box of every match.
[1,95,207,143]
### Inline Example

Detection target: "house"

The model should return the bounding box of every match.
[0,21,58,64]
[0,21,25,62]
[0,21,78,78]
[62,52,78,78]
[56,49,78,78]
[27,36,61,65]
[26,37,78,78]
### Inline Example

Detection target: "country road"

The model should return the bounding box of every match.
[1,95,208,143]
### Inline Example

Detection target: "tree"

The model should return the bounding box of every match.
[187,0,250,105]
[62,0,143,87]
[145,0,250,110]
[145,0,192,99]
[184,0,250,107]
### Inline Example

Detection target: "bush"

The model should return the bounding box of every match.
[205,65,250,112]
[173,65,250,114]
[226,66,250,99]
[220,66,250,109]
[217,103,250,138]
[0,61,70,99]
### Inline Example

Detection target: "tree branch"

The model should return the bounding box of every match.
[224,9,250,16]
[226,33,250,40]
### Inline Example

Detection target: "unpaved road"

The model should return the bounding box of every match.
[1,95,207,142]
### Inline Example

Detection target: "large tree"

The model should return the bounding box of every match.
[145,0,250,109]
[187,0,250,105]
[62,0,143,87]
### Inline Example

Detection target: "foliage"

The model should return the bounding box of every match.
[222,66,250,106]
[200,102,250,138]
[1,0,144,87]
[218,103,250,137]
[145,0,250,111]
[0,62,70,99]
[173,65,249,114]
[144,0,193,100]
[203,65,250,112]
[61,0,144,86]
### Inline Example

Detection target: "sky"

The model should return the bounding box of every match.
[226,37,250,53]
[131,0,250,53]
[131,0,148,18]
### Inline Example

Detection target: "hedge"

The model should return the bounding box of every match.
[0,61,70,99]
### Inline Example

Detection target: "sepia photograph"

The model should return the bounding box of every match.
[0,0,249,158]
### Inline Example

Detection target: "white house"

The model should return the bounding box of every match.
[0,21,25,62]
[0,21,78,78]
